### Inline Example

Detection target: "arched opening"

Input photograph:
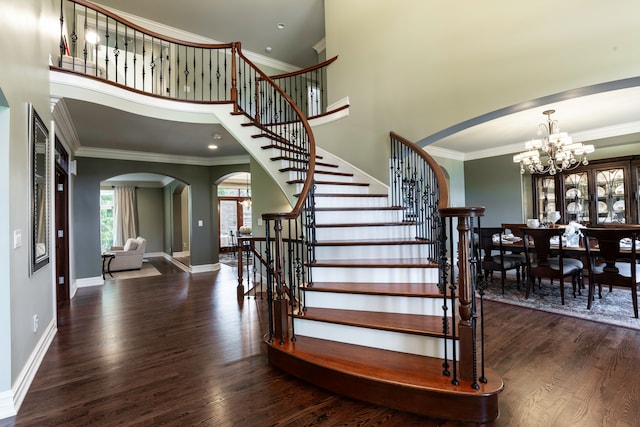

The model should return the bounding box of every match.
[100,173,191,266]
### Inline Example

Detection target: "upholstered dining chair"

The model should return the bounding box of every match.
[478,227,524,294]
[500,223,528,279]
[582,228,640,318]
[521,227,583,305]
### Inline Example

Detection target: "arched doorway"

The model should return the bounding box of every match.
[100,173,191,266]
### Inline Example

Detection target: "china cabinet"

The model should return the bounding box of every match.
[532,156,639,225]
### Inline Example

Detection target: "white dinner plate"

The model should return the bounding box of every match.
[566,188,581,198]
[597,186,605,197]
[566,202,582,214]
[598,201,608,213]
[615,184,624,195]
[613,200,625,212]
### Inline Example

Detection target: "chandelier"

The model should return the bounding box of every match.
[513,110,594,175]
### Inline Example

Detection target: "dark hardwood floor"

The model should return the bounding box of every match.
[3,258,640,426]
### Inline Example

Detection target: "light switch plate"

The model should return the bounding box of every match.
[14,230,22,248]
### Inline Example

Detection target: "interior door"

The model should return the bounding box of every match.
[55,161,69,315]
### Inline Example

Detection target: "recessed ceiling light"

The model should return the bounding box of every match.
[208,144,218,150]
[212,133,222,140]
[277,23,285,29]
[265,46,273,53]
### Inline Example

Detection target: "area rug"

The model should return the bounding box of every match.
[219,252,253,268]
[479,276,640,331]
[108,262,161,280]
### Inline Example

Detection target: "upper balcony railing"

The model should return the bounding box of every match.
[56,0,338,118]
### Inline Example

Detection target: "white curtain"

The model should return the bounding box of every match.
[113,186,137,246]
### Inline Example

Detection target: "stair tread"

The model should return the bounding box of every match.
[281,167,353,177]
[297,307,445,337]
[270,155,328,163]
[289,179,369,186]
[314,193,388,197]
[314,237,433,246]
[314,206,403,211]
[310,258,438,268]
[306,281,442,297]
[315,221,415,228]
[266,335,503,395]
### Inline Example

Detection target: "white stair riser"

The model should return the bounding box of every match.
[311,266,439,283]
[314,244,433,260]
[315,172,354,183]
[315,225,416,240]
[304,183,369,194]
[304,292,444,316]
[294,320,457,359]
[314,196,389,209]
[285,170,355,183]
[315,209,401,224]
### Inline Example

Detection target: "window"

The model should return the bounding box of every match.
[100,189,114,252]
[308,84,321,117]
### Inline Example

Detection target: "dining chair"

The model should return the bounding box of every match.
[521,227,583,305]
[478,227,524,294]
[501,223,528,279]
[582,228,640,318]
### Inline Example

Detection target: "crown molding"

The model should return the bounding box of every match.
[75,146,250,166]
[50,98,80,153]
[313,38,326,54]
[423,145,466,161]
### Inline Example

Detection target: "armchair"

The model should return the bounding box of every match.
[108,236,147,272]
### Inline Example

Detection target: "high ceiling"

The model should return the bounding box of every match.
[63,1,640,166]
[95,0,324,68]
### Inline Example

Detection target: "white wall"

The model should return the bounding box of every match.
[319,0,640,184]
[0,0,60,417]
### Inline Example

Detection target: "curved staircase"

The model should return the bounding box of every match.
[51,2,503,421]
[256,149,502,423]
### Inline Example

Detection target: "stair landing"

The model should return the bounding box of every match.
[265,335,503,424]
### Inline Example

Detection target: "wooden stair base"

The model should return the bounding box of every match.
[265,335,503,424]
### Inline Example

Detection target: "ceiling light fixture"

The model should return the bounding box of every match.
[277,23,285,29]
[265,46,273,53]
[85,31,100,44]
[212,133,222,140]
[239,173,252,208]
[513,110,594,175]
[208,144,218,150]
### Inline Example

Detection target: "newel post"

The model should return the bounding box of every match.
[439,207,485,382]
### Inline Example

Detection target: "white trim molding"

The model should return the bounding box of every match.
[2,318,57,419]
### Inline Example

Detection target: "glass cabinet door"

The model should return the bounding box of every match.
[595,168,626,223]
[535,176,556,223]
[564,172,589,224]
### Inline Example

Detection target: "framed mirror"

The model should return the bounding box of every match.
[29,104,50,274]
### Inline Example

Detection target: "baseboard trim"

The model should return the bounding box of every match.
[0,390,16,420]
[191,263,221,274]
[76,276,104,288]
[1,318,57,420]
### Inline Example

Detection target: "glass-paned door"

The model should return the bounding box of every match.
[535,176,556,223]
[219,199,239,251]
[563,172,589,224]
[595,168,626,223]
